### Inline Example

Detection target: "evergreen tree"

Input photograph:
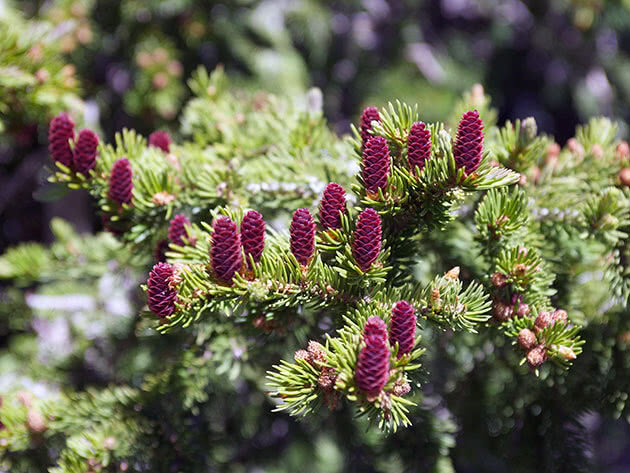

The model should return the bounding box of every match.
[2,68,630,471]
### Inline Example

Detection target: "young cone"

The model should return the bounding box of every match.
[364,316,388,340]
[147,262,178,318]
[362,136,391,195]
[360,107,381,145]
[355,333,390,397]
[210,217,242,284]
[454,110,484,174]
[168,214,195,247]
[319,183,346,230]
[352,208,382,272]
[389,301,417,358]
[290,208,315,266]
[108,158,133,205]
[407,122,431,173]
[48,113,75,169]
[73,129,99,176]
[148,130,172,153]
[241,210,266,267]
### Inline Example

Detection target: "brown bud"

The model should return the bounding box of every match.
[567,138,584,157]
[617,141,629,161]
[517,303,530,317]
[493,302,513,322]
[152,48,169,63]
[530,166,541,185]
[491,272,508,288]
[152,191,176,206]
[526,344,548,368]
[28,44,43,62]
[534,311,553,331]
[444,266,460,280]
[552,309,568,325]
[558,345,577,360]
[591,144,604,160]
[26,409,47,434]
[517,328,537,350]
[294,349,310,362]
[618,331,630,344]
[318,367,337,390]
[495,215,509,227]
[167,60,183,77]
[35,68,50,83]
[307,341,327,367]
[513,263,528,276]
[431,288,441,306]
[546,142,561,160]
[618,168,630,187]
[136,51,153,68]
[17,391,33,408]
[392,379,411,397]
[153,72,169,89]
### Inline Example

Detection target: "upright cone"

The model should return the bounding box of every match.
[407,122,431,173]
[389,301,416,358]
[290,208,315,266]
[362,136,391,195]
[352,208,382,272]
[73,129,99,176]
[148,130,172,153]
[319,183,346,230]
[241,210,266,267]
[147,262,178,318]
[48,113,75,169]
[108,158,133,205]
[210,217,242,283]
[454,110,484,174]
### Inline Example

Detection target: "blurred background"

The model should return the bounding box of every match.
[2,1,630,471]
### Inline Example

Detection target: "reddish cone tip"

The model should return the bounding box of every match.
[352,208,382,272]
[364,316,388,340]
[48,113,75,169]
[319,183,346,230]
[154,239,169,263]
[241,210,266,268]
[407,122,431,174]
[108,158,134,205]
[74,129,99,176]
[454,110,484,175]
[148,130,172,153]
[168,214,194,247]
[290,208,315,266]
[362,136,391,194]
[355,333,390,397]
[147,262,178,318]
[389,301,416,358]
[210,216,242,283]
[360,107,381,144]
